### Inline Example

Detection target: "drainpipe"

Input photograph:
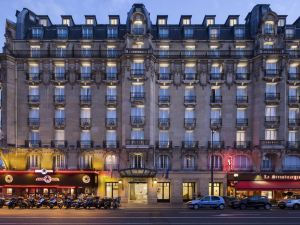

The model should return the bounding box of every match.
[15,60,18,149]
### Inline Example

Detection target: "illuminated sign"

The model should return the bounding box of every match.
[36,175,60,183]
[263,174,300,181]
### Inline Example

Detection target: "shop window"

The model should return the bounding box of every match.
[208,182,223,196]
[105,154,118,170]
[233,155,252,171]
[182,182,195,201]
[157,182,170,202]
[283,155,300,171]
[105,182,119,198]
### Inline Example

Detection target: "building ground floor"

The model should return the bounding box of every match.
[2,170,300,203]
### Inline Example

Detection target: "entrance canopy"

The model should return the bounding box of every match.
[119,168,156,178]
[235,181,300,190]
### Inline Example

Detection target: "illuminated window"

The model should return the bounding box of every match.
[62,19,70,26]
[105,154,118,170]
[229,19,237,26]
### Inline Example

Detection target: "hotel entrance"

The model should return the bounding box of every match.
[129,182,148,203]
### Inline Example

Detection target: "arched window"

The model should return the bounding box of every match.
[105,154,118,170]
[209,155,223,170]
[158,155,170,170]
[132,14,145,35]
[130,153,143,169]
[264,21,275,34]
[183,155,195,169]
[0,157,5,170]
[283,155,300,171]
[233,155,252,171]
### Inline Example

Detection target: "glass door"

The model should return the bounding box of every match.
[157,182,170,202]
[182,182,195,202]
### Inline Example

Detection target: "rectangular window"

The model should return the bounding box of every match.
[229,19,237,26]
[131,129,144,140]
[63,19,70,26]
[107,27,118,38]
[236,131,245,142]
[234,28,245,39]
[159,28,169,39]
[182,182,195,201]
[209,28,219,39]
[105,182,119,198]
[265,129,277,140]
[30,46,40,57]
[184,28,193,38]
[32,28,43,39]
[57,28,68,39]
[157,182,170,202]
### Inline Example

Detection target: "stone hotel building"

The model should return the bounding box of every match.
[0,3,300,203]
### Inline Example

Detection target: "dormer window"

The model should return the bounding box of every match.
[158,19,166,25]
[234,28,245,39]
[184,28,194,39]
[39,19,48,27]
[264,21,274,34]
[110,19,118,25]
[229,19,237,26]
[32,28,43,39]
[182,18,190,25]
[63,19,70,26]
[86,19,94,25]
[82,27,93,39]
[278,19,285,27]
[206,19,214,26]
[132,17,144,35]
[286,28,295,39]
[57,27,68,39]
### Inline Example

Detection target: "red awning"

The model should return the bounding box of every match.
[235,181,300,190]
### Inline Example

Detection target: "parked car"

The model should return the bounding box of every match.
[222,196,238,208]
[187,196,225,210]
[278,195,300,209]
[232,196,272,210]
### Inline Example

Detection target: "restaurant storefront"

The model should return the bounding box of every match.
[0,170,98,197]
[228,173,300,201]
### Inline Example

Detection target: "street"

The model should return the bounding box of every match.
[0,207,300,225]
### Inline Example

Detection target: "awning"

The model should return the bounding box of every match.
[235,181,300,190]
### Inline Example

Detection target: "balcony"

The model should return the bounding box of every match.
[158,96,170,106]
[105,118,117,128]
[209,73,224,84]
[184,118,196,130]
[265,93,280,104]
[235,73,250,83]
[210,118,222,129]
[28,118,40,129]
[236,96,248,107]
[208,141,224,150]
[53,117,65,129]
[52,73,67,84]
[156,141,172,150]
[51,140,68,148]
[287,73,300,84]
[80,118,91,129]
[103,140,119,149]
[130,92,145,104]
[210,96,222,106]
[105,95,117,107]
[130,116,145,128]
[288,118,300,128]
[263,69,281,81]
[130,69,145,80]
[260,140,284,148]
[157,73,172,83]
[184,96,196,106]
[25,140,41,148]
[53,95,65,106]
[183,73,198,83]
[28,95,40,106]
[158,118,170,129]
[288,96,300,107]
[236,118,248,128]
[103,72,118,84]
[182,141,199,150]
[234,141,251,150]
[286,141,300,150]
[26,73,41,84]
[80,95,92,106]
[125,139,149,147]
[264,116,280,128]
[77,140,94,149]
[79,73,93,84]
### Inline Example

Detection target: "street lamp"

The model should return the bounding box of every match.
[210,129,215,196]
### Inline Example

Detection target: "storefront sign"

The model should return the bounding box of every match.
[36,175,60,183]
[263,174,300,181]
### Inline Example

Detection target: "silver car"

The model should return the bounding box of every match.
[187,196,225,210]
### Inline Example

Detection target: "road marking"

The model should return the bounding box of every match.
[0,223,299,225]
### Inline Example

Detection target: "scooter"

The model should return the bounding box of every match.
[112,197,121,209]
[64,198,73,209]
[7,198,18,209]
[17,197,29,209]
[36,197,49,208]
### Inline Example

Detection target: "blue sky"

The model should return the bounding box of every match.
[1,0,300,49]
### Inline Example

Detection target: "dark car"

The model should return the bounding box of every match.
[233,196,272,210]
[222,196,238,208]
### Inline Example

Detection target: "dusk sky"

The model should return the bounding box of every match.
[1,0,300,50]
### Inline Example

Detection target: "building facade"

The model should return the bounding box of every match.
[0,3,300,203]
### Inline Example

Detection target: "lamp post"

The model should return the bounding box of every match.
[210,130,215,196]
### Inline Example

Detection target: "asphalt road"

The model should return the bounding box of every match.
[0,207,300,225]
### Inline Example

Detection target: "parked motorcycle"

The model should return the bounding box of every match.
[36,197,49,208]
[74,198,85,209]
[0,198,5,208]
[7,198,18,209]
[49,197,63,209]
[112,197,121,209]
[64,197,73,209]
[26,196,36,208]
